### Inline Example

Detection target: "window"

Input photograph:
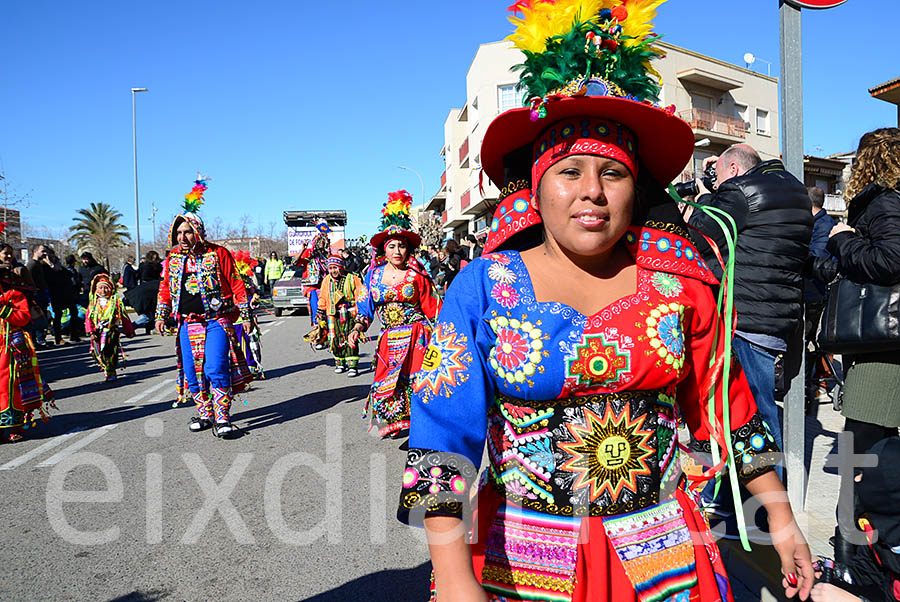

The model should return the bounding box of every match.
[498,84,523,112]
[735,103,751,132]
[756,108,770,135]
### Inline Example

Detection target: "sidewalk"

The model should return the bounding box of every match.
[721,396,844,601]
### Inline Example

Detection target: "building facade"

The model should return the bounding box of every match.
[427,40,780,241]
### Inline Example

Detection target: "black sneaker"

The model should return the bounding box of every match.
[189,417,213,432]
[213,421,239,439]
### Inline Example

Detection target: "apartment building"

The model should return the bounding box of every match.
[426,40,781,241]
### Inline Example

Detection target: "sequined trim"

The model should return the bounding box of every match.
[398,449,477,524]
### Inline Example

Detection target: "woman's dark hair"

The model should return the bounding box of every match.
[270,251,278,259]
[145,250,160,262]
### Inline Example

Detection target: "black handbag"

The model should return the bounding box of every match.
[818,275,900,354]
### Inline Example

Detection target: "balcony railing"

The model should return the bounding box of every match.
[679,108,747,139]
[459,137,469,163]
[461,189,471,210]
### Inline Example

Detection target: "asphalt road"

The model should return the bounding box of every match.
[0,311,432,602]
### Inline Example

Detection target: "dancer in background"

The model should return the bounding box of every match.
[350,190,441,438]
[296,224,331,336]
[155,177,253,438]
[85,273,135,382]
[314,253,366,376]
[0,242,55,442]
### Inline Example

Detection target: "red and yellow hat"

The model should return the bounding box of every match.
[481,0,695,253]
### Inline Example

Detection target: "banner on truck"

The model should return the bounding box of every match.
[288,226,346,255]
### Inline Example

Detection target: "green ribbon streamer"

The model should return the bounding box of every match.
[666,185,752,552]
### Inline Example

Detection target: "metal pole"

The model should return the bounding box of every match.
[779,0,806,512]
[398,165,425,210]
[132,90,141,262]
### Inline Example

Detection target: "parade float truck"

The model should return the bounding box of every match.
[271,210,347,317]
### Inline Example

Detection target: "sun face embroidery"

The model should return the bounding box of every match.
[644,303,685,371]
[414,322,473,404]
[488,314,548,389]
[557,404,654,502]
[566,333,631,387]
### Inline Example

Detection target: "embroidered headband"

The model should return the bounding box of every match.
[532,118,638,190]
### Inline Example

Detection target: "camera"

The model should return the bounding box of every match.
[673,164,717,199]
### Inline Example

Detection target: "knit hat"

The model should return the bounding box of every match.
[169,175,210,247]
[326,253,344,269]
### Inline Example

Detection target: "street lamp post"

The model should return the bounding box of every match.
[398,165,425,210]
[131,87,148,262]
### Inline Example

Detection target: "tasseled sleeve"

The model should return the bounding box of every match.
[398,262,493,525]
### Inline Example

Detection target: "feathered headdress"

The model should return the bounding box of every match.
[232,249,258,279]
[380,189,414,231]
[183,175,210,214]
[507,0,666,112]
[370,189,422,251]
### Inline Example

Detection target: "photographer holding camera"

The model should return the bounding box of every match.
[687,143,812,480]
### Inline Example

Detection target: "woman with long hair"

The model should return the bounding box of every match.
[819,127,900,562]
[397,3,812,600]
[349,190,441,439]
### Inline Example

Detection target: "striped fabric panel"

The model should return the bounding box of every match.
[604,499,698,602]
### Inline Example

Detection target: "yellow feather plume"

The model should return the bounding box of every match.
[508,0,615,54]
[507,0,667,53]
[619,0,667,48]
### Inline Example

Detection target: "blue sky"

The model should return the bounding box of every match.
[1,0,896,243]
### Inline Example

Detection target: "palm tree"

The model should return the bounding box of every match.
[69,202,131,265]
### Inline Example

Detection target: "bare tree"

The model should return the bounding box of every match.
[415,210,444,249]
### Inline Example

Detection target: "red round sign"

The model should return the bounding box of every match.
[785,0,848,8]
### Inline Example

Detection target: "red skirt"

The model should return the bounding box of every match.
[466,484,734,602]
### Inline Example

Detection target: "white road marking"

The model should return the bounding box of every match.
[122,378,175,405]
[0,427,86,471]
[261,319,285,336]
[37,425,118,467]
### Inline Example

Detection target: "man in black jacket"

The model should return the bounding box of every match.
[689,144,813,472]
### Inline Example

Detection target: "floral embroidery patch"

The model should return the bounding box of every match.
[488,262,517,284]
[491,282,520,309]
[487,313,549,390]
[651,271,684,298]
[643,303,685,371]
[557,404,654,502]
[414,322,473,404]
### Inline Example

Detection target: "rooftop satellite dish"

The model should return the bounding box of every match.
[743,52,756,65]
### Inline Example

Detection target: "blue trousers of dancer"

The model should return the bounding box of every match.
[179,320,231,393]
[308,288,320,326]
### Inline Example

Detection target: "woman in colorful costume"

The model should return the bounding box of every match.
[85,273,135,382]
[0,242,55,442]
[314,253,367,377]
[349,190,442,438]
[155,178,253,439]
[398,3,813,601]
